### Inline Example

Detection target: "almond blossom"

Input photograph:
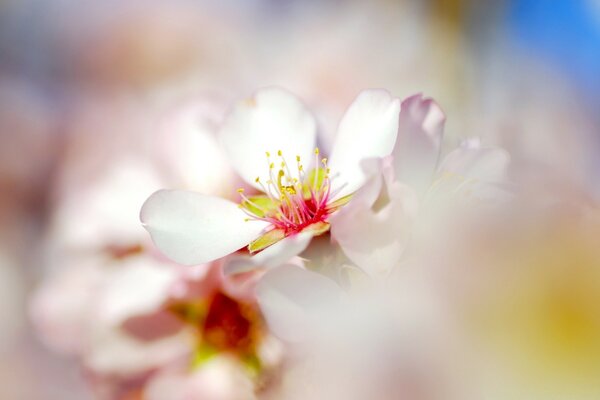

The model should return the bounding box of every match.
[330,94,511,276]
[141,87,402,266]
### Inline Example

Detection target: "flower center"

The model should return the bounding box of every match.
[238,149,354,253]
[239,148,345,237]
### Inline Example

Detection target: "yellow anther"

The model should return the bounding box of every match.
[255,177,260,183]
[266,151,271,157]
[299,165,304,171]
[281,162,286,168]
[237,188,245,193]
[321,158,328,165]
[296,155,301,162]
[277,150,282,156]
[269,163,274,169]
[314,147,320,155]
[244,218,251,222]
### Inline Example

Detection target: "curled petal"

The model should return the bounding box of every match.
[392,94,446,196]
[141,190,269,265]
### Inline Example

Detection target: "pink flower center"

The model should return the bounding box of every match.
[238,148,346,235]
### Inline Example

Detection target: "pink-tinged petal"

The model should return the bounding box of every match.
[96,257,179,326]
[220,87,317,190]
[141,190,269,265]
[330,158,419,276]
[145,357,256,400]
[256,265,343,342]
[29,258,105,355]
[438,144,510,183]
[83,320,192,376]
[392,94,446,195]
[425,143,511,208]
[328,89,401,199]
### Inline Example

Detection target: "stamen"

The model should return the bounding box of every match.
[240,148,348,237]
[237,188,270,215]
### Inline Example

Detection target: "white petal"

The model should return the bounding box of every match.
[250,232,312,268]
[222,232,311,274]
[330,159,418,276]
[256,265,343,342]
[328,89,401,198]
[220,87,317,190]
[392,94,446,195]
[141,190,269,265]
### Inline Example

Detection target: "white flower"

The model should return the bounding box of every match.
[141,87,401,266]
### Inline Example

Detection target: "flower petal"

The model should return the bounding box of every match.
[220,87,317,190]
[141,190,269,265]
[424,143,511,208]
[392,94,446,196]
[330,159,418,276]
[438,144,510,183]
[256,265,343,342]
[250,231,312,268]
[328,89,401,199]
[223,233,310,274]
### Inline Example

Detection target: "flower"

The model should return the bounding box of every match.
[330,94,510,277]
[141,87,402,265]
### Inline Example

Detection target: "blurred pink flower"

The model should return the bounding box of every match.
[30,92,278,396]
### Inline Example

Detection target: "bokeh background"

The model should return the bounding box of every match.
[1,0,599,398]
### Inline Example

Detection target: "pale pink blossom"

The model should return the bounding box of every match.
[331,94,510,276]
[141,87,402,266]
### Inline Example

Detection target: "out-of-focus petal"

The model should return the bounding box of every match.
[328,89,401,198]
[141,190,269,265]
[156,97,237,197]
[220,87,317,190]
[145,357,256,400]
[330,158,418,276]
[30,258,105,355]
[392,94,446,196]
[438,144,510,184]
[96,257,179,326]
[256,265,343,342]
[428,144,511,204]
[83,321,191,376]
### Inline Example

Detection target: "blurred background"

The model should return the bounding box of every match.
[1,0,599,398]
